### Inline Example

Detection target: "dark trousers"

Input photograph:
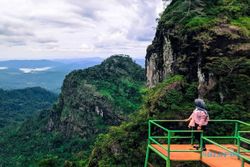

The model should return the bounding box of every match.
[194,123,206,148]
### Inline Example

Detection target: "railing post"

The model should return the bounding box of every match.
[241,159,245,167]
[191,127,194,145]
[200,130,203,160]
[144,146,149,167]
[149,120,151,140]
[235,122,239,145]
[237,131,241,160]
[166,157,170,167]
[144,121,151,167]
[235,121,240,160]
[167,131,171,167]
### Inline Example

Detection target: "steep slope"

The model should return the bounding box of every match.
[146,0,250,105]
[88,76,196,166]
[88,0,250,166]
[48,55,145,138]
[0,87,57,128]
[0,55,145,166]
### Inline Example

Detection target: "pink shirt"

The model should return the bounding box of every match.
[188,108,209,127]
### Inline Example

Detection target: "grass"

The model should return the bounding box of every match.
[185,16,217,30]
[231,17,250,36]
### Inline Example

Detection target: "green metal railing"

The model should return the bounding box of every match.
[144,120,250,167]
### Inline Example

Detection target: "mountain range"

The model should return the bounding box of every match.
[0,58,145,93]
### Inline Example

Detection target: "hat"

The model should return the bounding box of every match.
[194,98,206,110]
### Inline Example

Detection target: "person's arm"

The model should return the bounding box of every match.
[184,112,194,122]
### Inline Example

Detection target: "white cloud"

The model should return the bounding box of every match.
[0,0,164,60]
[0,67,8,70]
[19,67,52,74]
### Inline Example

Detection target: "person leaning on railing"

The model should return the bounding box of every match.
[185,98,209,151]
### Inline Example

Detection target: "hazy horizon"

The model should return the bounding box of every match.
[0,55,145,61]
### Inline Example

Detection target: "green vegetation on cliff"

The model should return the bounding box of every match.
[0,87,57,129]
[160,0,250,35]
[147,0,250,106]
[231,17,250,36]
[61,55,145,115]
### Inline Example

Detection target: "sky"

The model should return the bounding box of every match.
[0,0,165,60]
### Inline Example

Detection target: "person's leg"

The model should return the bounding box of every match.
[194,124,207,150]
[194,124,200,147]
[202,125,207,149]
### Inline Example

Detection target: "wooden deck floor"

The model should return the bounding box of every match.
[151,144,250,167]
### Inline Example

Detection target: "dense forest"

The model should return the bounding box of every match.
[0,87,57,129]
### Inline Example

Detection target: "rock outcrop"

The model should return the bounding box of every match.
[146,0,250,102]
[146,36,174,87]
[47,55,145,139]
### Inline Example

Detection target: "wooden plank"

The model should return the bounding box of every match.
[202,144,250,167]
[151,144,200,161]
[150,144,250,167]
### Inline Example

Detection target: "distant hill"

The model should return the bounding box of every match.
[0,58,103,92]
[0,58,144,93]
[0,87,57,129]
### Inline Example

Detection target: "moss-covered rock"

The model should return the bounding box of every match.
[146,0,250,105]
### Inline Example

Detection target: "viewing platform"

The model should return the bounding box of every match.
[144,120,250,167]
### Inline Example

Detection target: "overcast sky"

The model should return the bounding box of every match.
[0,0,165,60]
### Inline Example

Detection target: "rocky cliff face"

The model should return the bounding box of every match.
[47,83,122,138]
[146,0,250,103]
[146,36,174,87]
[46,55,145,139]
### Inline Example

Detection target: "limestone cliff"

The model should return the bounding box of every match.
[146,0,250,104]
[47,55,145,139]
